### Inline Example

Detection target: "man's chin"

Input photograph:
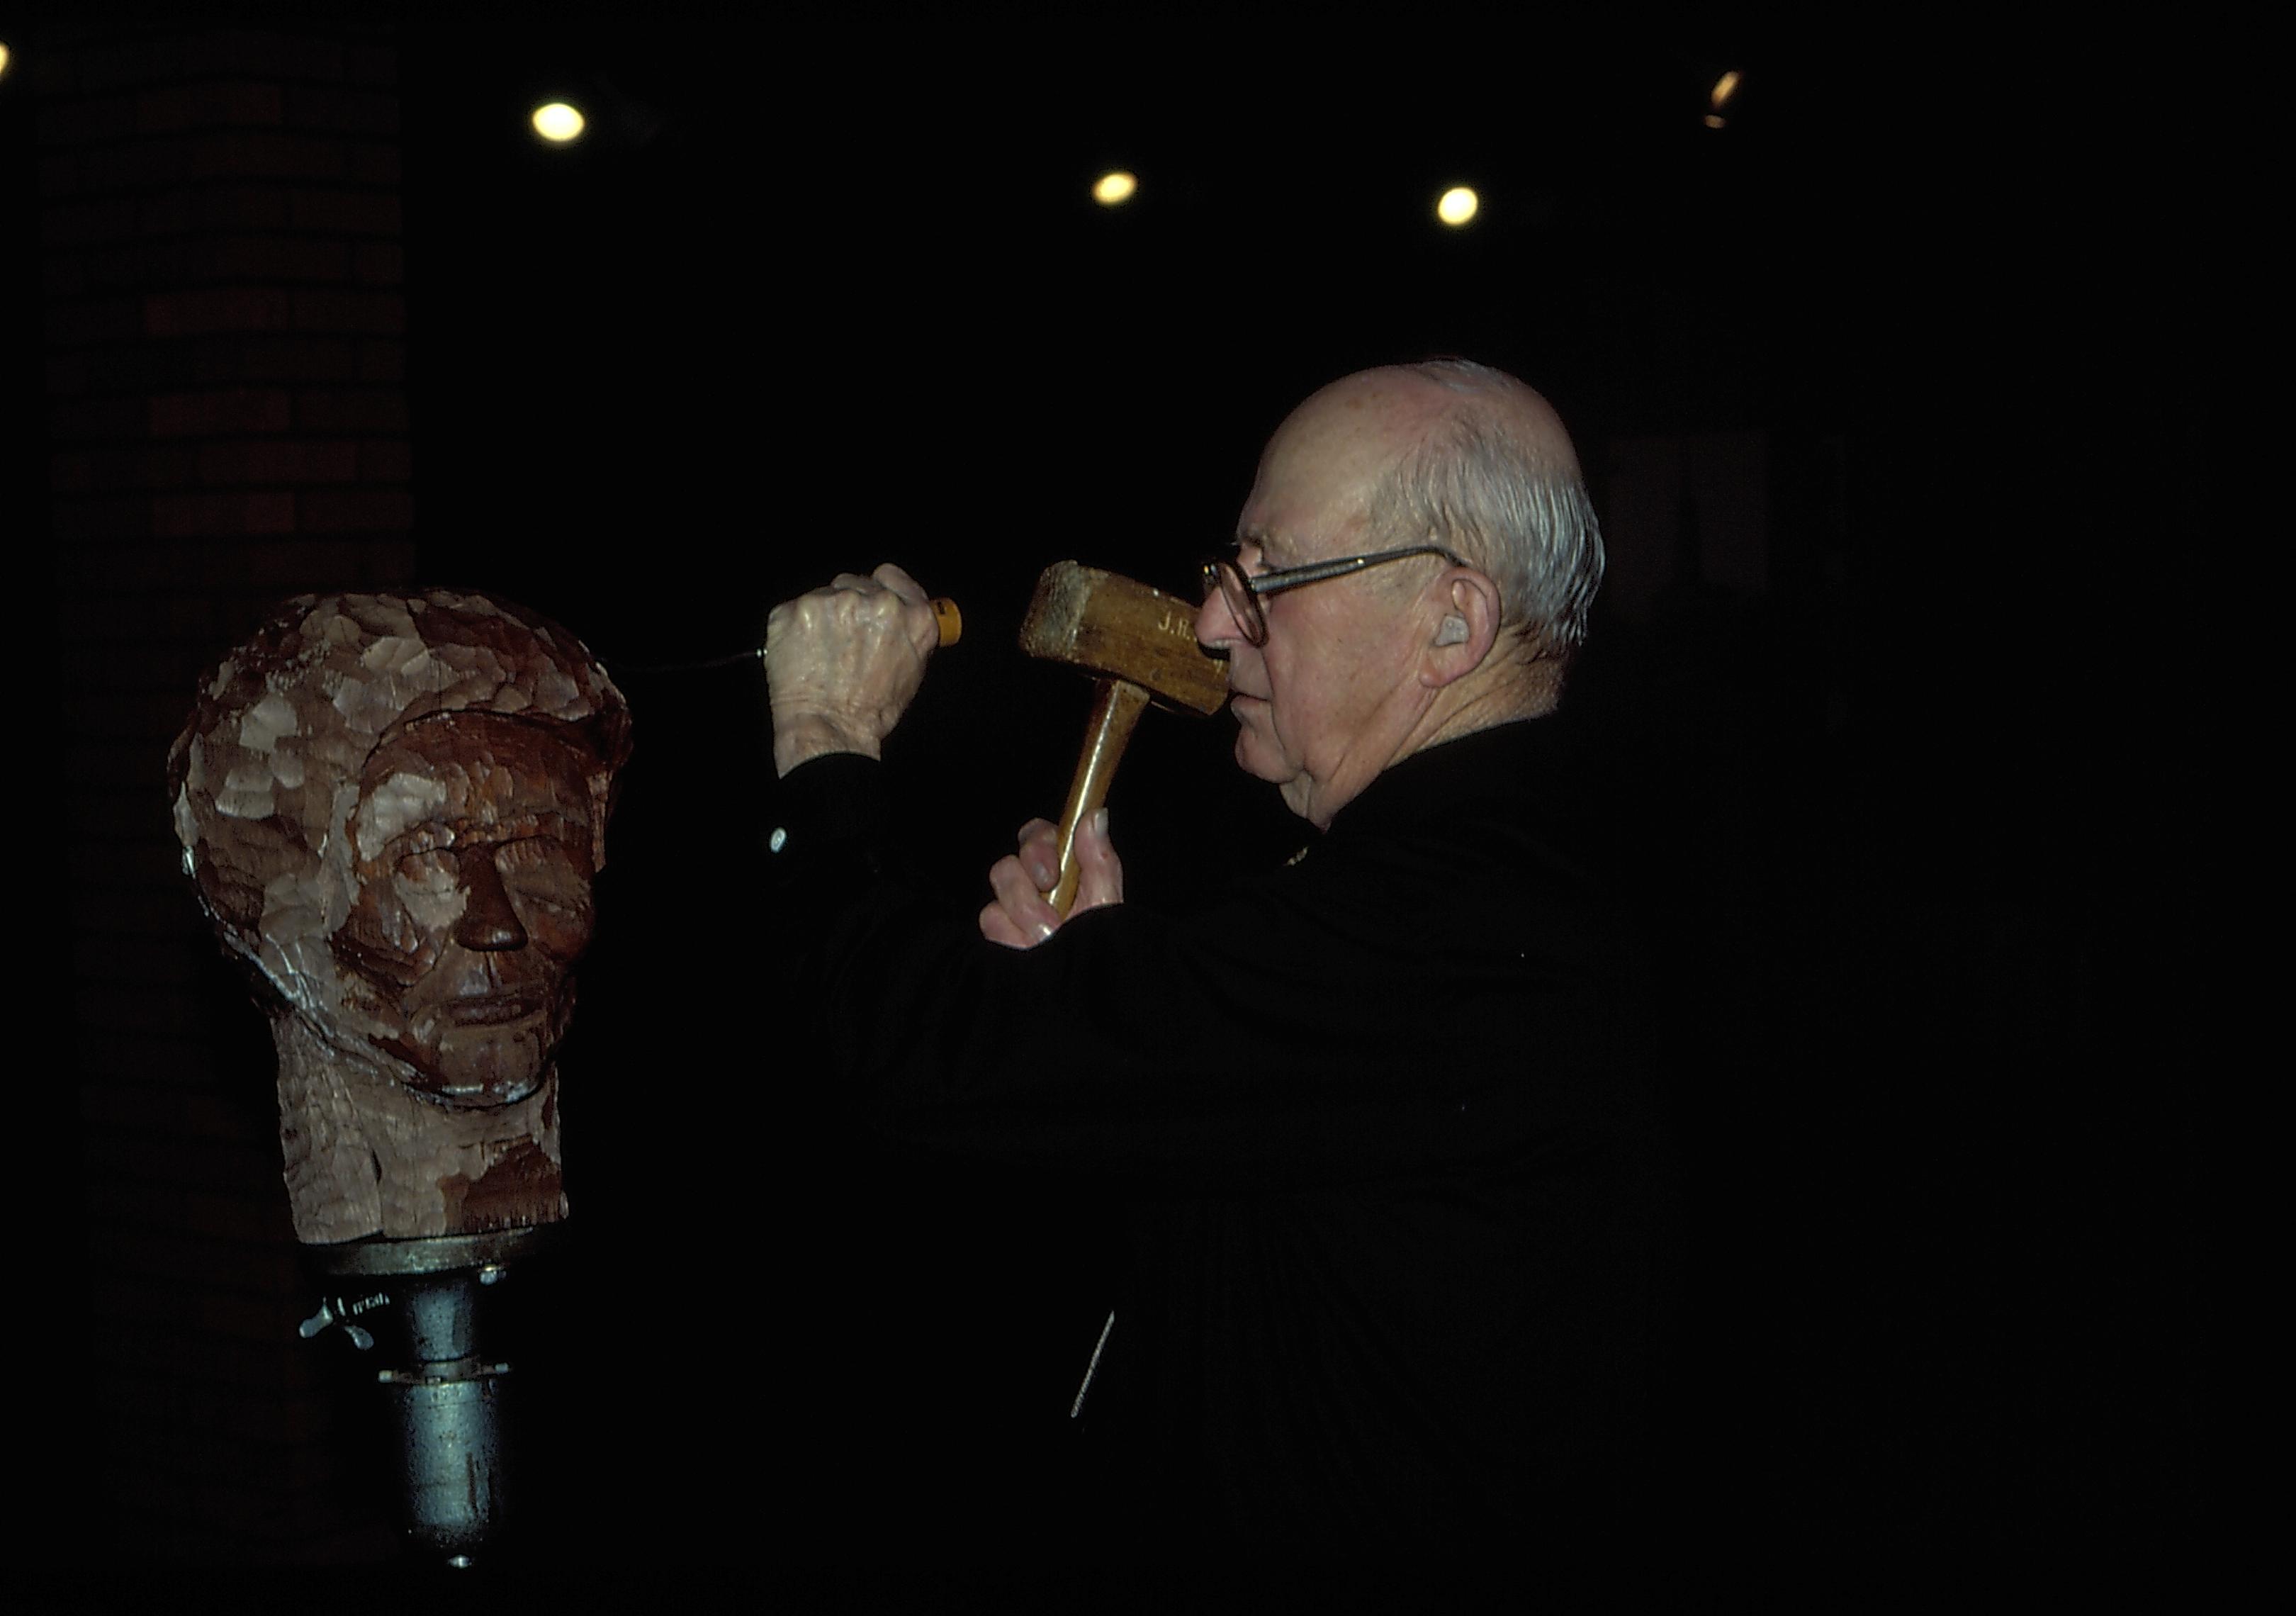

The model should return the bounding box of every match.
[1232,726,1298,792]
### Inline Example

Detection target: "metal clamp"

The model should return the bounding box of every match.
[298,1291,390,1351]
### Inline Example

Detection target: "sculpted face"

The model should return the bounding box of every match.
[331,713,600,1106]
[1198,374,1450,828]
[171,589,630,1240]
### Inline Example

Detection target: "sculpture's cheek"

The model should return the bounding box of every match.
[495,839,596,960]
[330,892,434,993]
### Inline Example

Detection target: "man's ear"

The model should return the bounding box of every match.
[1419,571,1502,688]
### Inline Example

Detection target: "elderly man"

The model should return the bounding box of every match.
[765,361,1662,1577]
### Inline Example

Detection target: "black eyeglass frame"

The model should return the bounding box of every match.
[1200,544,1471,647]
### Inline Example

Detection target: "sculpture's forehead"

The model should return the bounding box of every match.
[368,712,598,792]
[354,714,600,855]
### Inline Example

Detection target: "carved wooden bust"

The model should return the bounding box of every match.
[169,591,632,1244]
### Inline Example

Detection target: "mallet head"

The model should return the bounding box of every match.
[1017,561,1227,714]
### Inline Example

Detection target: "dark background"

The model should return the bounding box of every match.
[17,3,2205,1603]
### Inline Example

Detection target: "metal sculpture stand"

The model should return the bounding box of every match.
[299,1227,559,1566]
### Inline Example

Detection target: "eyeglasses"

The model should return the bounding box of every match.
[1200,544,1468,648]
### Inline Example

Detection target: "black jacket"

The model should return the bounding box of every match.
[769,719,1667,1571]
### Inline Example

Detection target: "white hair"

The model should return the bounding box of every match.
[1371,359,1604,661]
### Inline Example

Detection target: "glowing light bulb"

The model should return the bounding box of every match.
[531,102,586,143]
[1710,70,1741,111]
[0,43,13,79]
[1093,171,1138,206]
[1436,186,1479,227]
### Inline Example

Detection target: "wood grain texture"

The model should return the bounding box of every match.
[1018,561,1229,714]
[169,590,629,1243]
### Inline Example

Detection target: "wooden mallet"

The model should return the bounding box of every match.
[1019,561,1229,916]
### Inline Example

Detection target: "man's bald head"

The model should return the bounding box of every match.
[1210,361,1602,824]
[1319,360,1603,675]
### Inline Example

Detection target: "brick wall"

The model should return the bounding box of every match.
[35,20,412,1563]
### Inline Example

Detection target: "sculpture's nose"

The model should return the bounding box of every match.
[452,846,528,951]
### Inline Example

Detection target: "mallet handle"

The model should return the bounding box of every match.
[1049,678,1151,916]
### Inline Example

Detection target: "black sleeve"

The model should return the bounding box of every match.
[764,751,1620,1191]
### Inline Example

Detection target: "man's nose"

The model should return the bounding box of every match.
[1196,583,1244,651]
[452,846,528,951]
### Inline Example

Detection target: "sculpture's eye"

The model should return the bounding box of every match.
[387,850,466,938]
[495,837,595,941]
